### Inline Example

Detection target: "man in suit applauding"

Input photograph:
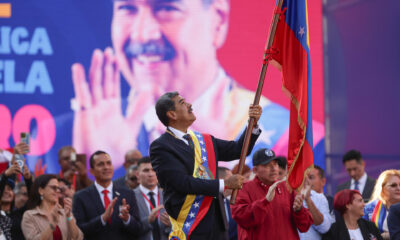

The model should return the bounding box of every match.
[73,150,143,240]
[336,150,376,202]
[134,157,171,240]
[150,92,262,240]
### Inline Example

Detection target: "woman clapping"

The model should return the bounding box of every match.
[21,174,83,240]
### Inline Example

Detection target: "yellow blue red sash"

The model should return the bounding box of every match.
[169,130,216,240]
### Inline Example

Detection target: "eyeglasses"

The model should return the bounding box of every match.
[129,177,137,182]
[47,185,61,192]
[385,183,400,189]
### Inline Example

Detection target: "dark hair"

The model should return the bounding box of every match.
[333,189,362,216]
[57,177,71,187]
[14,182,27,194]
[57,146,75,160]
[313,165,326,179]
[89,150,108,169]
[137,156,151,168]
[217,167,230,179]
[26,174,58,210]
[342,150,362,164]
[155,92,179,127]
[276,156,287,170]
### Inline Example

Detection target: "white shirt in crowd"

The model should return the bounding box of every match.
[139,184,159,212]
[348,228,363,240]
[350,172,368,194]
[299,190,333,240]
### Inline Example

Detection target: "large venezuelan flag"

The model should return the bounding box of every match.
[270,0,313,190]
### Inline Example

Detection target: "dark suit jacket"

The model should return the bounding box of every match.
[322,216,383,240]
[150,128,259,239]
[388,203,400,240]
[73,184,143,240]
[336,175,376,201]
[113,176,128,189]
[133,187,170,240]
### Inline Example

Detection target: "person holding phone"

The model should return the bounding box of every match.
[0,142,32,240]
[21,174,83,240]
[57,146,92,191]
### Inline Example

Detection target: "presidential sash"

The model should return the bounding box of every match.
[169,130,217,240]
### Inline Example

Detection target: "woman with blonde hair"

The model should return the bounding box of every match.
[364,169,400,239]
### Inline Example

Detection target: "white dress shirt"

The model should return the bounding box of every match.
[94,181,130,225]
[299,190,333,240]
[94,181,113,208]
[139,184,159,212]
[350,172,368,194]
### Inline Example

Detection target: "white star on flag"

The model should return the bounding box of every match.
[196,134,201,138]
[189,212,195,218]
[184,222,191,228]
[194,202,200,208]
[202,148,206,152]
[298,26,305,38]
[199,140,204,145]
[202,156,207,162]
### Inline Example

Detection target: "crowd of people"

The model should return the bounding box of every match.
[2,143,399,240]
[0,93,399,240]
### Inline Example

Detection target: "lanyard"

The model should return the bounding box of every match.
[141,191,160,210]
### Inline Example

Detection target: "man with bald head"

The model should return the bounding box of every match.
[114,149,142,188]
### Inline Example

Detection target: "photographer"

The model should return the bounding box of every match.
[0,142,32,240]
[58,146,92,191]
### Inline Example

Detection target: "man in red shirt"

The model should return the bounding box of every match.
[231,148,313,239]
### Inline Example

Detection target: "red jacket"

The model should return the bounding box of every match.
[231,177,313,240]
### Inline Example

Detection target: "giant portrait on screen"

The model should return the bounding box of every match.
[0,0,325,176]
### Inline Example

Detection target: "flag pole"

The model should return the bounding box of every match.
[230,0,285,204]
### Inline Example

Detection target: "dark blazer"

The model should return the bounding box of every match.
[133,187,170,240]
[322,216,383,240]
[113,176,128,189]
[388,203,400,240]
[336,175,376,201]
[73,184,143,240]
[150,128,259,240]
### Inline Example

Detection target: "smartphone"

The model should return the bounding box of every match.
[70,152,77,162]
[15,154,24,172]
[20,132,30,153]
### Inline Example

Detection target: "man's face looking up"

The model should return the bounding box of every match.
[111,0,229,93]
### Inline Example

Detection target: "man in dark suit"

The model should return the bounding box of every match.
[134,157,171,240]
[336,150,376,202]
[73,150,143,240]
[150,92,261,240]
[388,202,400,240]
